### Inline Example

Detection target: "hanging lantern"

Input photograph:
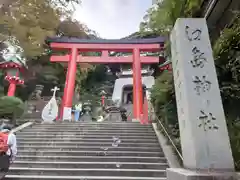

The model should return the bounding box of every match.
[3,65,25,84]
[0,41,26,96]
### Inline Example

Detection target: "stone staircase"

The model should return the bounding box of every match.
[122,104,134,120]
[4,122,168,180]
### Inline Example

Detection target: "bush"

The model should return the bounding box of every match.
[212,14,240,170]
[227,119,240,170]
[0,96,24,124]
[150,71,181,153]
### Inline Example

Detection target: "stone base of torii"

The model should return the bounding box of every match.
[167,168,236,180]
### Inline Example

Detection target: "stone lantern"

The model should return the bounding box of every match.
[83,100,92,115]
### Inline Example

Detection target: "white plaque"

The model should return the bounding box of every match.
[171,18,234,170]
[63,107,72,121]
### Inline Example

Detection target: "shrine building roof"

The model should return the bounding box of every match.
[46,36,165,45]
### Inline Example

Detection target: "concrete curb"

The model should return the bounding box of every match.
[152,123,181,168]
[104,113,110,120]
[11,122,34,133]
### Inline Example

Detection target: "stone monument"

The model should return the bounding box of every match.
[167,18,236,179]
[41,86,59,122]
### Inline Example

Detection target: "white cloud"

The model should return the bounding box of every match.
[73,0,152,39]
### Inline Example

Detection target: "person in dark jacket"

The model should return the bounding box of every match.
[119,107,127,122]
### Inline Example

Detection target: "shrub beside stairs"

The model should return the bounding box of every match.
[5,122,169,180]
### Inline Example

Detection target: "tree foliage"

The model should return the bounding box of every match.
[0,0,88,58]
[151,71,173,109]
[140,0,203,35]
[0,0,63,57]
[0,96,24,124]
[214,15,240,103]
[144,0,204,118]
[0,0,98,101]
[0,0,107,123]
[150,71,179,149]
[212,15,240,169]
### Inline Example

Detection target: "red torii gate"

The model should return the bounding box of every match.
[46,37,165,123]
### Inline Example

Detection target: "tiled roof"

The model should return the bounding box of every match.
[46,36,165,44]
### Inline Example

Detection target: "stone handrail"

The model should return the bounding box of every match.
[155,115,183,161]
[11,122,34,133]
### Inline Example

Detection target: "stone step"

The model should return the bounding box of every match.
[4,174,166,180]
[36,122,148,125]
[29,124,153,128]
[24,128,153,132]
[19,129,156,133]
[17,150,164,157]
[22,128,154,132]
[26,123,152,126]
[17,145,161,152]
[8,167,166,177]
[6,121,167,180]
[17,138,159,143]
[17,133,156,141]
[16,155,167,163]
[31,126,151,129]
[30,122,151,125]
[12,161,168,169]
[16,132,156,136]
[17,141,159,147]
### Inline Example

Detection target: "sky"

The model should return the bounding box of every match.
[74,0,152,39]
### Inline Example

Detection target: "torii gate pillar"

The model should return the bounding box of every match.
[132,48,143,121]
[62,48,78,120]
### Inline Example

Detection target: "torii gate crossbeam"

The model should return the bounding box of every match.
[47,37,165,123]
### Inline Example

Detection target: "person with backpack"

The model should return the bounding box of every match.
[119,107,127,122]
[0,125,17,174]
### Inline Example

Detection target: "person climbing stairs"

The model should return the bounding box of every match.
[4,121,168,180]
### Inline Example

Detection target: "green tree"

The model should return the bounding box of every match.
[0,96,24,125]
[140,0,203,35]
[0,0,62,57]
[0,0,97,97]
[212,14,240,169]
[0,0,83,57]
[142,0,204,121]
